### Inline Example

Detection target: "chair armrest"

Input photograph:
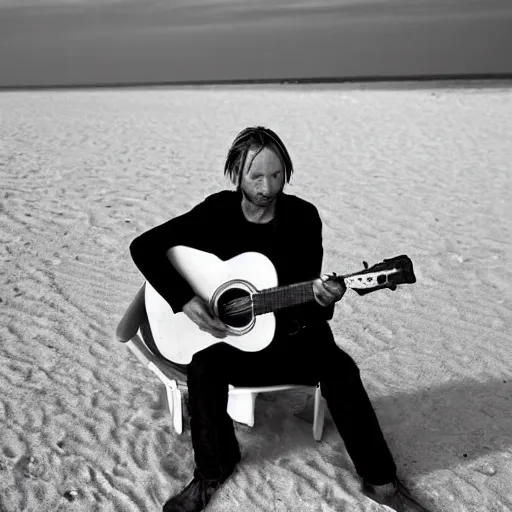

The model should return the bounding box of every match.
[116,283,146,342]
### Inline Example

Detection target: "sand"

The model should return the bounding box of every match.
[0,82,511,511]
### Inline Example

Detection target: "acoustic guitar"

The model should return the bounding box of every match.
[145,246,416,364]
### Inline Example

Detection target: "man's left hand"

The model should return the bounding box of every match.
[313,274,347,307]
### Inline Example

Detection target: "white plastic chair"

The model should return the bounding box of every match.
[116,284,326,440]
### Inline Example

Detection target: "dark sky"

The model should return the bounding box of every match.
[0,0,511,88]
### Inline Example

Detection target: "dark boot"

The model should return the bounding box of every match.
[362,479,434,512]
[162,474,224,512]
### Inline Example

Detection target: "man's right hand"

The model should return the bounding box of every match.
[182,296,231,339]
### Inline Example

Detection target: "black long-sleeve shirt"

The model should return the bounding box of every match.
[129,189,335,331]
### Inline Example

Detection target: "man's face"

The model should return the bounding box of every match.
[240,146,285,207]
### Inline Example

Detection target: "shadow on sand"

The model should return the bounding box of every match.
[369,377,512,476]
[247,376,512,478]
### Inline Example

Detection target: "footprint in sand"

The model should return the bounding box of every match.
[15,455,48,480]
[0,456,15,472]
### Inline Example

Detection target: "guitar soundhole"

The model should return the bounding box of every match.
[217,288,253,328]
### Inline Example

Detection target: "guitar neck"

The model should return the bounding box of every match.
[253,281,316,315]
[251,267,399,315]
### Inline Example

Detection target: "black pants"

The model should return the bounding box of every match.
[180,320,397,486]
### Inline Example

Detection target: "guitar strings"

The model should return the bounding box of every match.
[221,297,253,316]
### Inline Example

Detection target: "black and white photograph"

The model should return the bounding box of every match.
[1,1,511,511]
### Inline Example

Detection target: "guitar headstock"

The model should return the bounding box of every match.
[327,255,416,296]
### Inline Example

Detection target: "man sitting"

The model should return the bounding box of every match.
[130,126,432,512]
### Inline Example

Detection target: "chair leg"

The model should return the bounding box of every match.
[165,386,183,435]
[312,383,325,442]
[227,391,258,427]
[146,361,185,435]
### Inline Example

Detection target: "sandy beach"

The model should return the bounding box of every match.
[1,82,512,511]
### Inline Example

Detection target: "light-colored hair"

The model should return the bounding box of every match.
[224,126,294,189]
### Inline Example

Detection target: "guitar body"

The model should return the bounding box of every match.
[145,246,278,364]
